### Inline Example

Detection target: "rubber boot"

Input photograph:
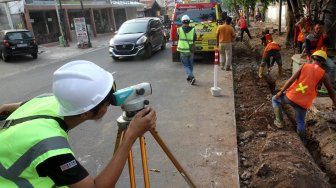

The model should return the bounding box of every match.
[297,130,307,145]
[273,107,284,128]
[258,66,264,79]
[278,65,283,78]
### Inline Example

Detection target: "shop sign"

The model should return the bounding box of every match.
[74,17,88,43]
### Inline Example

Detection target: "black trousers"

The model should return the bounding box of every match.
[240,28,252,41]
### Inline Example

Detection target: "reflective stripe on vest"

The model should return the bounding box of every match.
[286,64,325,109]
[0,95,72,187]
[177,27,195,53]
[0,137,70,188]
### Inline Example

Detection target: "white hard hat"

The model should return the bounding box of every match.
[53,60,114,116]
[181,15,190,21]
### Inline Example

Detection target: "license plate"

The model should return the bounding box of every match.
[17,43,27,47]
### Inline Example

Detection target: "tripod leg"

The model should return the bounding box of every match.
[113,127,136,188]
[113,127,125,154]
[139,136,150,188]
[149,128,197,188]
[128,148,136,188]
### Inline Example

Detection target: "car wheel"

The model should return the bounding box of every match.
[161,38,166,50]
[1,51,8,62]
[112,56,120,61]
[144,44,152,59]
[32,53,38,59]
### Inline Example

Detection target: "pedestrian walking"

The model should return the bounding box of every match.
[0,60,157,187]
[216,16,236,71]
[237,16,252,41]
[177,15,197,85]
[272,50,336,141]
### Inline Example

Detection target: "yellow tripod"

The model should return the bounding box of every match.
[113,111,196,188]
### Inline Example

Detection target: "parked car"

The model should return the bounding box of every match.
[109,17,166,60]
[0,29,38,62]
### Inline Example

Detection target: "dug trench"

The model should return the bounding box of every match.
[232,27,336,187]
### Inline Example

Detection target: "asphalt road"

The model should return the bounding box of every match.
[0,45,239,188]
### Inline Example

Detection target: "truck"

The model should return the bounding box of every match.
[170,1,224,62]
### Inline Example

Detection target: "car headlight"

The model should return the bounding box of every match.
[136,36,147,45]
[109,38,115,46]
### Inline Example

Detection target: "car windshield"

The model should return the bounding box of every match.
[6,31,32,40]
[118,22,147,34]
[174,8,216,24]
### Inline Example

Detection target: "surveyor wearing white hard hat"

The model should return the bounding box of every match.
[177,14,197,85]
[0,60,156,187]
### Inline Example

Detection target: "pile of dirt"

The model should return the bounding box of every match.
[232,23,335,187]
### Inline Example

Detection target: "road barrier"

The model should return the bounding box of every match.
[211,49,221,96]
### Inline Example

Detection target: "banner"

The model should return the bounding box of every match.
[74,17,89,43]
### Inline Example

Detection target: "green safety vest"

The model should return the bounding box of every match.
[177,27,195,53]
[0,95,73,188]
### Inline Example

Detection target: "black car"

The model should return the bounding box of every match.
[109,17,166,60]
[0,29,38,62]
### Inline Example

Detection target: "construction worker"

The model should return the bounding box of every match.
[305,20,335,88]
[237,16,252,42]
[177,14,197,85]
[258,41,282,79]
[294,24,305,53]
[260,28,273,46]
[0,60,157,187]
[305,20,330,62]
[272,50,336,140]
[216,16,236,71]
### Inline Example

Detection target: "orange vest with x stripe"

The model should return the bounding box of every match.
[286,64,325,109]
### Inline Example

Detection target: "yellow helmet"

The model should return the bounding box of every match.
[311,50,327,62]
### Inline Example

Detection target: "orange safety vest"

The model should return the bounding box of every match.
[286,64,325,109]
[262,42,281,58]
[297,26,305,42]
[265,34,273,45]
[239,18,247,29]
[307,34,327,60]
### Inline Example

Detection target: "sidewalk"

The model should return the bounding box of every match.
[38,33,114,59]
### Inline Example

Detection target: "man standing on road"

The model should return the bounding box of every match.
[271,50,336,140]
[216,16,236,71]
[177,15,197,85]
[0,60,157,187]
[237,16,252,42]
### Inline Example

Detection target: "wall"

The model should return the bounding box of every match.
[125,7,137,19]
[265,2,287,30]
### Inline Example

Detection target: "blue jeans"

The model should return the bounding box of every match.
[272,93,307,132]
[180,52,194,79]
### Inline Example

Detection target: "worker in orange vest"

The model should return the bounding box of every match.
[294,25,305,53]
[260,28,273,46]
[305,20,329,62]
[237,16,252,42]
[272,50,336,140]
[258,41,282,79]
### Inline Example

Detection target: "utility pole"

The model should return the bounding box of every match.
[279,0,282,34]
[80,0,91,47]
[54,0,64,45]
[58,0,69,46]
[3,1,14,29]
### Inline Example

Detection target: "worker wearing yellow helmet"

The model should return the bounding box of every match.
[271,50,336,140]
[0,60,157,187]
